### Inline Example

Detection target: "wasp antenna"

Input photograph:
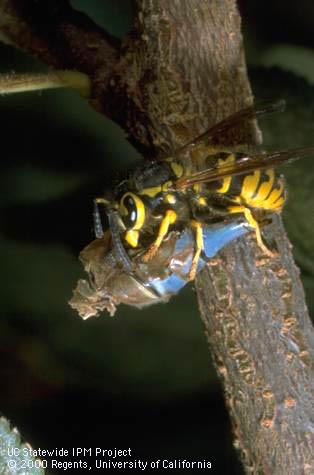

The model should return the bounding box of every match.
[107,211,134,273]
[0,70,91,97]
[93,201,104,239]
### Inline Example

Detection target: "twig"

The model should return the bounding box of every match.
[0,70,90,96]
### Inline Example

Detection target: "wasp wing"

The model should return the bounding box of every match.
[174,100,286,156]
[175,146,314,189]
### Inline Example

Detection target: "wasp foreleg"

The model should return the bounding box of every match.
[142,210,177,262]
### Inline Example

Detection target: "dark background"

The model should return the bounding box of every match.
[1,1,314,473]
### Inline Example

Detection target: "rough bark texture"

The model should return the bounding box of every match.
[1,0,314,473]
[198,217,314,473]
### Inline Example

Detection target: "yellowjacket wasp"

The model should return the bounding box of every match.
[93,100,314,283]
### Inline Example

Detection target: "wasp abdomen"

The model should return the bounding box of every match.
[207,152,286,213]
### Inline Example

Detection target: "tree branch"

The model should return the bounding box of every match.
[197,217,314,472]
[2,0,314,472]
[103,0,260,154]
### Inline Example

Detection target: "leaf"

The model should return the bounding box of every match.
[260,45,314,86]
[0,416,45,474]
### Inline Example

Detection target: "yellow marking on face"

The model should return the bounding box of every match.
[133,195,146,229]
[198,196,207,206]
[241,170,261,201]
[193,184,201,193]
[125,229,139,247]
[139,186,162,198]
[170,161,184,178]
[216,154,235,193]
[165,194,176,204]
[120,192,145,230]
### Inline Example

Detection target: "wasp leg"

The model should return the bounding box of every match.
[142,210,177,262]
[188,221,204,281]
[228,205,275,257]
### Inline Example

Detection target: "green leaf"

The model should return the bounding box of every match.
[260,45,314,86]
[0,416,45,474]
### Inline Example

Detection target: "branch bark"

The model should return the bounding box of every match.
[2,0,314,473]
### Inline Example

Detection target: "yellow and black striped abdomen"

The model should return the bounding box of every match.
[211,152,286,213]
[238,168,285,211]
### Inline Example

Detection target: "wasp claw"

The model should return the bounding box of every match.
[258,242,276,258]
[188,266,197,282]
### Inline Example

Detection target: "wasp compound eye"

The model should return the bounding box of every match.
[120,192,145,231]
